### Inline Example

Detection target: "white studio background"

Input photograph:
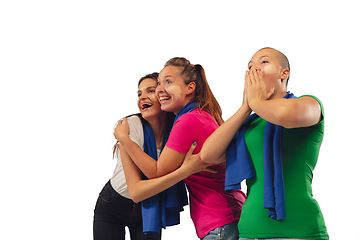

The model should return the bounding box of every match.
[1,1,359,239]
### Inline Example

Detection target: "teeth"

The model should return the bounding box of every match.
[159,97,170,101]
[141,103,152,109]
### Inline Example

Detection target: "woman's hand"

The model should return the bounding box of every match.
[242,71,251,111]
[180,143,218,176]
[245,68,274,107]
[113,117,130,144]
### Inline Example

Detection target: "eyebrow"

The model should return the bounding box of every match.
[248,55,271,66]
[157,74,173,82]
[137,86,156,93]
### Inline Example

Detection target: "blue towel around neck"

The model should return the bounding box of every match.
[173,99,198,125]
[225,92,296,220]
[141,118,188,236]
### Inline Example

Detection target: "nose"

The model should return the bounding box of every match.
[140,94,147,100]
[251,65,261,71]
[139,91,149,100]
[156,82,164,95]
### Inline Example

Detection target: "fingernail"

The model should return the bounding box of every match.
[193,142,197,146]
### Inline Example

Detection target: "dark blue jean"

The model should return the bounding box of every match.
[93,180,161,240]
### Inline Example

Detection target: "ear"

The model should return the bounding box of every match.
[280,69,290,82]
[187,81,196,95]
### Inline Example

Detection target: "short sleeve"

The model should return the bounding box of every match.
[166,113,206,154]
[298,95,324,124]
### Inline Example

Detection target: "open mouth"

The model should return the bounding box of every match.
[159,96,171,104]
[140,102,153,111]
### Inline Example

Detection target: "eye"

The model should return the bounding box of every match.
[248,65,252,70]
[261,60,269,64]
[137,92,142,97]
[165,79,171,84]
[148,89,155,94]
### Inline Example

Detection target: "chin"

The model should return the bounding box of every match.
[160,104,172,112]
[142,110,163,120]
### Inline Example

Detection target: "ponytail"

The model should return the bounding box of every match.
[193,64,223,126]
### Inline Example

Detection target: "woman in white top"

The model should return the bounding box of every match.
[93,73,175,240]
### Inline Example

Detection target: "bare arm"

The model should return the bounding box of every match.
[249,97,322,129]
[200,105,251,165]
[200,72,252,165]
[120,143,209,203]
[246,69,322,129]
[114,117,187,179]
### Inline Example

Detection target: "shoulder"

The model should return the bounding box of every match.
[171,109,217,139]
[286,94,323,128]
[167,110,212,153]
[127,115,142,126]
[126,115,144,148]
[172,110,216,132]
[298,95,324,121]
[298,95,323,112]
[180,109,215,124]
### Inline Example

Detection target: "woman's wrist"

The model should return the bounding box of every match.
[118,134,131,146]
[238,104,252,119]
[177,165,191,180]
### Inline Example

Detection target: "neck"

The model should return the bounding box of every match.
[271,90,288,100]
[174,96,195,115]
[146,113,168,149]
[269,82,288,100]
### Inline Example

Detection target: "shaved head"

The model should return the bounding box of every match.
[259,47,290,84]
[260,47,290,71]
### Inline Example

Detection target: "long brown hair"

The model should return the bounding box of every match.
[112,72,175,159]
[164,57,223,125]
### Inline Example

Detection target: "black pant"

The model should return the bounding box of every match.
[93,181,161,240]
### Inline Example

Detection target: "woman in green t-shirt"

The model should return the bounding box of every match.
[196,47,329,239]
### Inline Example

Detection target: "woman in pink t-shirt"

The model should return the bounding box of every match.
[115,57,246,239]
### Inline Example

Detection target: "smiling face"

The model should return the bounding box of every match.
[248,48,289,95]
[156,65,193,114]
[137,78,163,120]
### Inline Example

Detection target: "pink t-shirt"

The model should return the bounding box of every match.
[166,109,246,238]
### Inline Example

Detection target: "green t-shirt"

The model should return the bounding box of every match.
[238,95,329,239]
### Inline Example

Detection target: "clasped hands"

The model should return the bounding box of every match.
[244,68,274,108]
